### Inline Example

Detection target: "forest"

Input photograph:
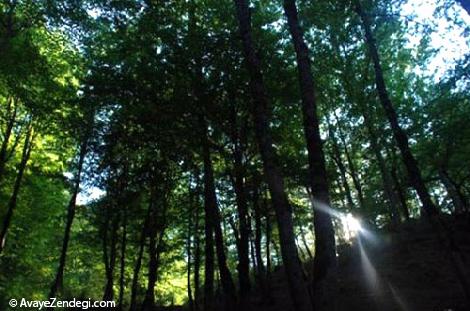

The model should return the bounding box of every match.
[0,0,470,310]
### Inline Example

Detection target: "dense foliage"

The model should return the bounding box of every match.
[0,0,469,309]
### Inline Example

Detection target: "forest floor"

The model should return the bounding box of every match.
[245,215,470,311]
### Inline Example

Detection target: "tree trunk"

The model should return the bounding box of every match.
[49,131,89,298]
[203,170,215,311]
[187,178,195,311]
[439,168,467,214]
[390,164,410,220]
[252,179,266,284]
[354,0,438,216]
[282,0,337,309]
[193,180,202,311]
[0,122,33,254]
[103,211,119,301]
[329,127,355,210]
[102,205,111,297]
[334,114,365,208]
[233,2,313,310]
[118,211,127,309]
[271,239,281,267]
[362,109,401,226]
[142,200,166,311]
[250,233,257,270]
[356,2,470,298]
[188,5,217,307]
[299,225,314,261]
[142,231,164,310]
[265,213,272,278]
[130,197,153,310]
[202,120,237,307]
[228,102,251,299]
[0,97,17,185]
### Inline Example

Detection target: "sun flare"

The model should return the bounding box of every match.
[342,213,361,240]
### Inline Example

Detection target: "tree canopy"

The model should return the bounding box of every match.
[0,0,469,310]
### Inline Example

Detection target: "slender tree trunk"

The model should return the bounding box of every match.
[271,239,281,267]
[103,211,119,301]
[439,168,467,214]
[187,178,195,311]
[233,1,313,310]
[130,197,153,310]
[338,53,402,224]
[362,110,401,226]
[357,3,470,299]
[142,231,162,310]
[354,0,438,216]
[333,179,348,211]
[282,0,337,309]
[49,132,89,298]
[250,233,257,270]
[0,97,17,185]
[228,102,251,299]
[118,211,127,309]
[154,234,165,292]
[102,205,111,296]
[299,225,314,261]
[252,180,266,284]
[143,222,158,309]
[265,209,272,279]
[203,172,215,311]
[202,121,237,307]
[334,115,365,208]
[193,182,202,311]
[0,122,33,254]
[103,172,126,301]
[142,202,166,311]
[188,5,216,307]
[329,127,355,210]
[390,164,410,220]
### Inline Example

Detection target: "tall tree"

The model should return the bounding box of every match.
[353,0,438,216]
[233,0,313,310]
[228,100,251,299]
[0,120,34,254]
[201,119,237,307]
[49,113,93,298]
[282,0,338,309]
